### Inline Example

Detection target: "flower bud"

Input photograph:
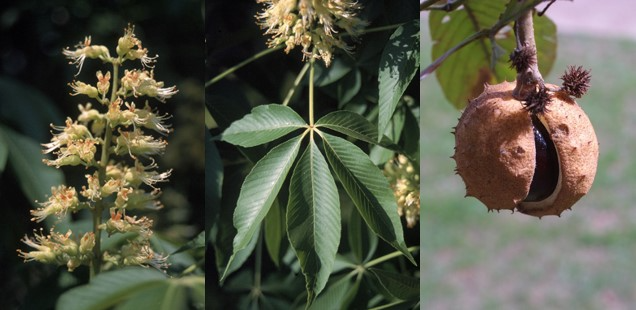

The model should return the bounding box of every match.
[79,232,95,256]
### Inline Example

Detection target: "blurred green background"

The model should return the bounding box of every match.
[421,16,636,309]
[0,1,203,309]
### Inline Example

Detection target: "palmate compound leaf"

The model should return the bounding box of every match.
[287,138,340,305]
[221,134,304,281]
[378,19,420,140]
[221,104,307,147]
[319,132,415,265]
[429,0,556,109]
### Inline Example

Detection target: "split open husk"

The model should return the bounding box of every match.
[453,81,598,217]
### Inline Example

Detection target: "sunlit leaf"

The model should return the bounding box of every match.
[222,135,304,281]
[221,104,306,147]
[287,139,340,304]
[429,0,556,108]
[378,19,420,138]
[320,132,415,265]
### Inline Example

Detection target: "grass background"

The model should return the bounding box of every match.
[421,19,636,309]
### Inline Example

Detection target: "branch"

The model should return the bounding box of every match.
[420,0,556,81]
[420,29,489,80]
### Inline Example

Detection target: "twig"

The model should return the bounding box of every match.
[511,7,544,100]
[421,0,467,12]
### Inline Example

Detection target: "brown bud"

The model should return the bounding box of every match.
[453,81,598,218]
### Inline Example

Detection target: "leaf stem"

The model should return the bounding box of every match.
[251,228,264,301]
[365,246,419,268]
[282,62,310,106]
[362,23,403,35]
[206,45,284,88]
[308,58,315,126]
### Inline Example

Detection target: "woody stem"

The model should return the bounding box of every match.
[512,7,544,100]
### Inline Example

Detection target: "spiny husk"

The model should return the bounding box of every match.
[453,81,598,218]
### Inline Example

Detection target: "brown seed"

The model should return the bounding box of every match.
[453,81,598,218]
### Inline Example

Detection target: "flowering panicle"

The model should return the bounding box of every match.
[384,155,420,228]
[18,25,176,273]
[256,0,367,66]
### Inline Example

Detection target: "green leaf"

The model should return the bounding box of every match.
[401,105,420,161]
[337,69,362,105]
[368,268,419,301]
[114,283,186,310]
[56,268,168,310]
[0,128,8,173]
[348,206,378,264]
[320,132,415,265]
[221,104,306,147]
[370,105,405,165]
[206,131,223,240]
[0,77,63,141]
[378,19,420,139]
[429,0,556,109]
[171,231,205,255]
[213,166,247,281]
[219,228,259,284]
[315,110,379,144]
[308,276,353,310]
[264,199,286,267]
[0,125,64,208]
[223,135,304,280]
[287,139,340,305]
[313,58,353,87]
